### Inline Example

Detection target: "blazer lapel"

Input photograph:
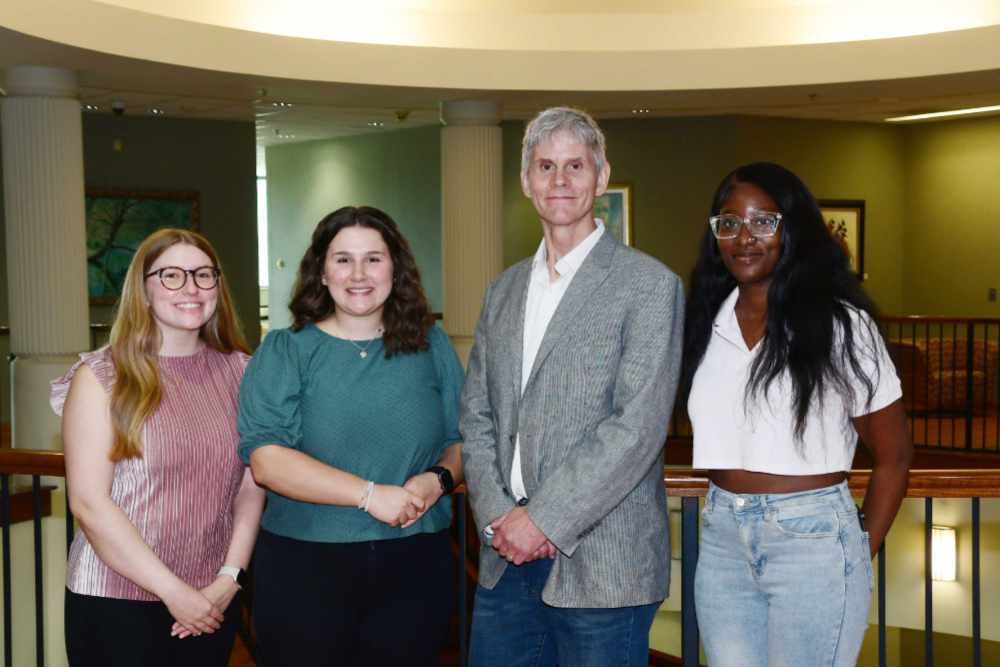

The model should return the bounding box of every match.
[523,232,616,392]
[499,261,531,411]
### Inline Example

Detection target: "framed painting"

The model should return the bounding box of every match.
[818,199,865,279]
[595,183,632,246]
[86,189,200,303]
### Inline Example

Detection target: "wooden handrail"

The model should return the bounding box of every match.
[665,468,1000,498]
[0,451,996,498]
[879,315,1000,324]
[0,450,66,477]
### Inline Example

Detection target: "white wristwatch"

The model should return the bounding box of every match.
[217,565,246,587]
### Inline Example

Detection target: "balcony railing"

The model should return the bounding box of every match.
[881,317,1000,453]
[0,450,995,667]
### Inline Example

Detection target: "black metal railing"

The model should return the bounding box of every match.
[0,452,995,667]
[881,317,1000,453]
[665,468,1000,667]
[0,450,68,667]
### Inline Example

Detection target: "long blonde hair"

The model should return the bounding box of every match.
[108,229,249,460]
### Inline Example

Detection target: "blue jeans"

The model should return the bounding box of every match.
[695,481,873,667]
[469,558,660,667]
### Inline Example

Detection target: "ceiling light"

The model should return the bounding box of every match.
[631,108,650,115]
[271,101,294,109]
[367,121,384,127]
[82,104,99,112]
[886,105,1000,122]
[149,108,165,116]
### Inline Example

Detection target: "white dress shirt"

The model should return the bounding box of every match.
[510,221,605,500]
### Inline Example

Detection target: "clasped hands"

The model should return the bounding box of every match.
[367,472,445,529]
[166,575,236,639]
[489,506,557,565]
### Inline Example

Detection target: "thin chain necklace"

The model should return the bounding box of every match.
[345,327,383,359]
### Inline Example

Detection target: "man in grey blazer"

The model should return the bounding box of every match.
[460,107,684,666]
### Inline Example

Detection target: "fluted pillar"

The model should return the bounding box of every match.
[2,65,89,451]
[440,100,503,363]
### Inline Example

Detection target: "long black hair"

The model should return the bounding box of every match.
[681,162,884,440]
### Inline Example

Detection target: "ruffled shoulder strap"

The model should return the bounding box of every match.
[49,346,117,416]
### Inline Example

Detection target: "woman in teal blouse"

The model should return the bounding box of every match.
[238,206,465,667]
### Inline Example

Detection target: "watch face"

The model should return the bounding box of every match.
[429,466,454,494]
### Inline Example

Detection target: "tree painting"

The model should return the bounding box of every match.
[85,190,199,303]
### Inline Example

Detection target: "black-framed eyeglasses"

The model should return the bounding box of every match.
[708,211,782,240]
[144,266,220,291]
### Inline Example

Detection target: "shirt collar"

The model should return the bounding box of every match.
[530,220,605,281]
[713,287,747,349]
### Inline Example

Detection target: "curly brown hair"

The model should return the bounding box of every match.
[289,206,433,357]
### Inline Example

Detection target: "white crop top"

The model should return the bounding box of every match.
[689,289,902,474]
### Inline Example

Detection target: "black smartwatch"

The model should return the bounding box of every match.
[427,466,455,494]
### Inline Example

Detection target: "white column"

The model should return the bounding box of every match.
[2,65,89,451]
[440,100,503,363]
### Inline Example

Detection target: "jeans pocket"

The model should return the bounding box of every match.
[771,503,840,538]
[700,504,712,530]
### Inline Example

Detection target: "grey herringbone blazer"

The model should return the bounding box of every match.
[460,232,684,608]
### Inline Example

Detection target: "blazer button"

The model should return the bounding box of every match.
[517,497,529,506]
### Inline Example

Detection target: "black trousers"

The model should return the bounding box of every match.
[64,588,241,667]
[253,529,455,667]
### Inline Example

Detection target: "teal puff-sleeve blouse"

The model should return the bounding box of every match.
[238,323,465,543]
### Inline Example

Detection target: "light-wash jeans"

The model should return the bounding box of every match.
[695,481,873,667]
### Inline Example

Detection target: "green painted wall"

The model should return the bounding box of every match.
[903,115,1000,316]
[504,116,907,313]
[81,115,260,346]
[265,125,442,330]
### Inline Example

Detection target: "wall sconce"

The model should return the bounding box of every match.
[931,526,957,582]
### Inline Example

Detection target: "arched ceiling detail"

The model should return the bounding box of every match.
[5,0,1000,91]
[92,0,1000,51]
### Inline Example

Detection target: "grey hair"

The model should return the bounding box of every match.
[520,107,607,179]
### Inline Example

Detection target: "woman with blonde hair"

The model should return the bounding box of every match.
[51,228,265,666]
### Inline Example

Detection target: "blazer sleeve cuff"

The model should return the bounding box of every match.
[529,501,585,558]
[468,486,516,535]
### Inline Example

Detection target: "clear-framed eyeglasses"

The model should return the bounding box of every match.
[144,266,221,291]
[708,211,782,240]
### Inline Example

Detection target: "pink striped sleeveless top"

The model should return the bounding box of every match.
[51,345,249,601]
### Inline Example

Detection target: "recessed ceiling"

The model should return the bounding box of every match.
[7,0,1000,92]
[4,22,1000,149]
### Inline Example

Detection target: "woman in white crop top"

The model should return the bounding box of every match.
[682,162,911,667]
